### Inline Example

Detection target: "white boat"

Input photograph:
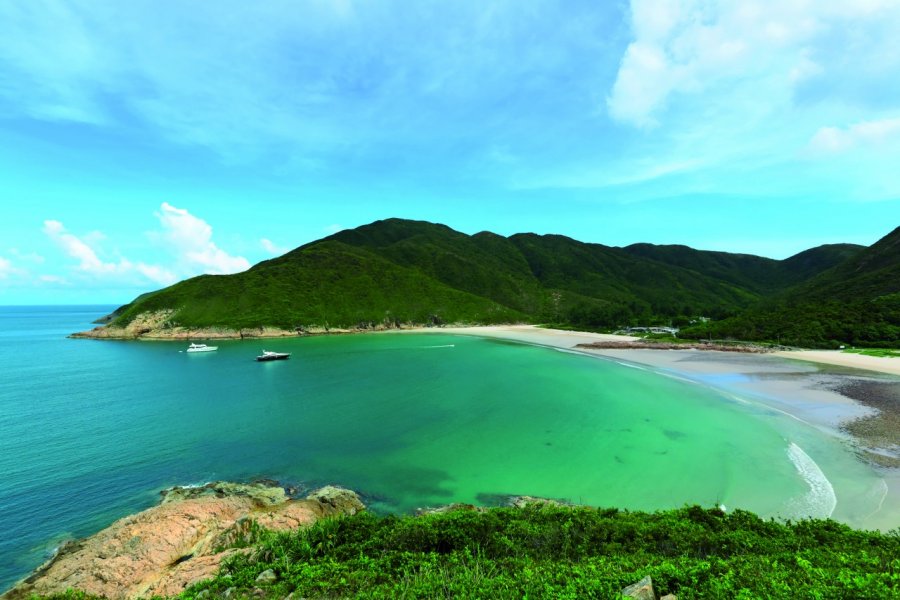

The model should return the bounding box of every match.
[186,343,218,353]
[256,350,290,361]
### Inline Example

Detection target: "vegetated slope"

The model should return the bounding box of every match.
[108,218,867,334]
[166,505,897,599]
[682,228,900,347]
[112,240,524,330]
[623,243,862,296]
[508,233,759,322]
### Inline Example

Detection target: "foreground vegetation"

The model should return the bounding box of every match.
[844,348,900,358]
[35,504,874,599]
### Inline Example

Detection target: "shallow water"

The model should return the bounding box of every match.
[0,307,892,592]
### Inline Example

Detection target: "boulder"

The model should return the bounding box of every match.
[305,485,364,515]
[255,569,277,584]
[622,575,656,600]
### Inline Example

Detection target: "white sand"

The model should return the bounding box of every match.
[775,350,900,377]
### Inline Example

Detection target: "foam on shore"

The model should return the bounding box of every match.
[787,442,837,519]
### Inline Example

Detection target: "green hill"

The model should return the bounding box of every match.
[681,229,900,347]
[623,242,862,296]
[103,218,894,346]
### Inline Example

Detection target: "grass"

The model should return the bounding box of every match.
[165,504,900,600]
[843,348,900,358]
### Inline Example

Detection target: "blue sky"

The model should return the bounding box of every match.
[1,0,899,304]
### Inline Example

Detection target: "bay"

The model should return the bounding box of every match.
[0,306,889,592]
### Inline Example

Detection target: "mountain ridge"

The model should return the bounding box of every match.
[83,218,896,347]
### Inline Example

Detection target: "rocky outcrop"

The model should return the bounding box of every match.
[2,482,363,600]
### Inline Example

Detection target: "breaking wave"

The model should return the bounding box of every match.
[786,442,837,519]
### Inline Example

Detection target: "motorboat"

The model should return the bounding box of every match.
[186,343,218,353]
[256,350,291,361]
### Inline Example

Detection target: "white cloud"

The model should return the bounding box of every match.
[808,117,900,154]
[9,248,45,264]
[0,256,13,278]
[43,218,176,286]
[41,204,249,290]
[135,263,178,286]
[607,1,900,128]
[39,274,67,284]
[156,202,250,274]
[260,238,290,256]
[42,219,129,275]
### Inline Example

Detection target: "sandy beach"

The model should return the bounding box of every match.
[775,350,900,377]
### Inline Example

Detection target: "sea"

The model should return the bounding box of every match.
[0,306,893,592]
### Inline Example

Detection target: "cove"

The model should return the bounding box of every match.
[0,307,890,593]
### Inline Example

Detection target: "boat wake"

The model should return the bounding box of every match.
[786,442,837,519]
[422,344,455,349]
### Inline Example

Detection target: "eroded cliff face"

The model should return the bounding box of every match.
[2,482,364,600]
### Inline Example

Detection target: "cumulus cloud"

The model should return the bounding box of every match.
[808,117,900,154]
[260,238,290,256]
[156,202,250,274]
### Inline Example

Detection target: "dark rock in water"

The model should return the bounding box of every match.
[474,493,516,506]
[622,575,656,600]
[475,493,571,508]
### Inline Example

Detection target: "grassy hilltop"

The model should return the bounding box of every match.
[102,218,898,347]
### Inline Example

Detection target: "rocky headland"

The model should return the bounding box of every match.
[69,309,459,340]
[1,482,364,600]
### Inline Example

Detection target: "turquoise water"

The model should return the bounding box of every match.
[0,306,891,592]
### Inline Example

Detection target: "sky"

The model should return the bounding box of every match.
[1,0,899,304]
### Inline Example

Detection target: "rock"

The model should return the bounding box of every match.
[622,575,656,600]
[661,595,677,600]
[415,503,481,516]
[256,569,277,584]
[305,485,365,515]
[161,481,288,506]
[3,481,365,600]
[509,496,565,509]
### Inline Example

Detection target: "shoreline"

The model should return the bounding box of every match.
[74,318,900,379]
